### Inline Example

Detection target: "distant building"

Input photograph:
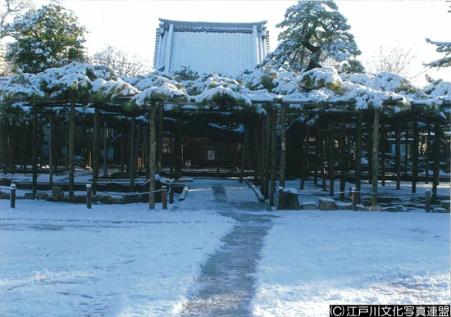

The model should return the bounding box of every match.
[153,19,270,76]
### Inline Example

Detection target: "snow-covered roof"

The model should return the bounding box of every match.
[0,62,450,118]
[158,19,267,33]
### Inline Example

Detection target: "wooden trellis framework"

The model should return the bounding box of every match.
[0,95,449,209]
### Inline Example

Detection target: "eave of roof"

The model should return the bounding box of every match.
[158,18,267,33]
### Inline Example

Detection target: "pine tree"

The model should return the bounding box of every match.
[264,0,360,71]
[4,2,86,73]
[426,38,451,68]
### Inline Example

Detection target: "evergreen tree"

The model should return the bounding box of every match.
[264,0,360,71]
[426,38,451,68]
[4,2,86,73]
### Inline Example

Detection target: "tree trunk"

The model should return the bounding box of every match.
[355,112,362,203]
[279,104,287,188]
[68,100,75,198]
[371,109,380,209]
[148,104,157,209]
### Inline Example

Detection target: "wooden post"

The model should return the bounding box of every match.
[367,119,373,184]
[86,183,92,209]
[432,120,441,201]
[31,105,38,199]
[380,116,386,187]
[120,131,125,174]
[314,121,321,186]
[351,187,357,210]
[425,121,431,184]
[264,113,271,198]
[92,109,100,194]
[48,114,54,187]
[327,125,334,196]
[279,103,287,188]
[355,112,362,203]
[404,122,409,176]
[157,104,164,173]
[148,103,157,209]
[10,183,16,208]
[103,121,108,177]
[239,126,249,183]
[339,119,346,201]
[169,181,174,204]
[425,189,432,212]
[412,115,419,193]
[278,186,284,210]
[129,117,136,191]
[68,100,75,198]
[299,128,306,190]
[395,117,401,190]
[371,109,380,209]
[269,109,277,207]
[162,185,167,210]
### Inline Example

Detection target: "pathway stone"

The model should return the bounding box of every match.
[179,180,274,317]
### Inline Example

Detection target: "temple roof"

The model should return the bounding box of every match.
[158,18,267,33]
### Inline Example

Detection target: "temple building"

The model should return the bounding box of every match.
[153,19,269,76]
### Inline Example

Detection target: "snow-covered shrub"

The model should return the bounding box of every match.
[299,67,343,93]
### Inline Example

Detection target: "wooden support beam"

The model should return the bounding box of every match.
[129,117,136,191]
[412,115,419,193]
[380,116,386,187]
[239,125,249,183]
[371,109,380,209]
[31,105,38,198]
[269,109,277,207]
[148,103,157,209]
[395,117,401,190]
[92,109,100,194]
[103,121,108,177]
[404,123,409,176]
[48,113,54,187]
[339,119,346,201]
[432,119,441,201]
[68,100,75,198]
[327,124,334,196]
[279,104,287,188]
[355,112,362,203]
[425,121,431,184]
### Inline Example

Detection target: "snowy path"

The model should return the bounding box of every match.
[0,192,234,316]
[179,180,274,317]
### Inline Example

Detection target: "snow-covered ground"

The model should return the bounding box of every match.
[0,186,235,317]
[0,177,449,317]
[252,210,450,317]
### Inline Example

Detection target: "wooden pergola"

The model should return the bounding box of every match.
[0,94,449,209]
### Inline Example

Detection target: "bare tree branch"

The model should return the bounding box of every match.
[91,46,149,77]
[370,45,416,76]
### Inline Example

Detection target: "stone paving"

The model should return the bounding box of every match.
[179,180,274,317]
